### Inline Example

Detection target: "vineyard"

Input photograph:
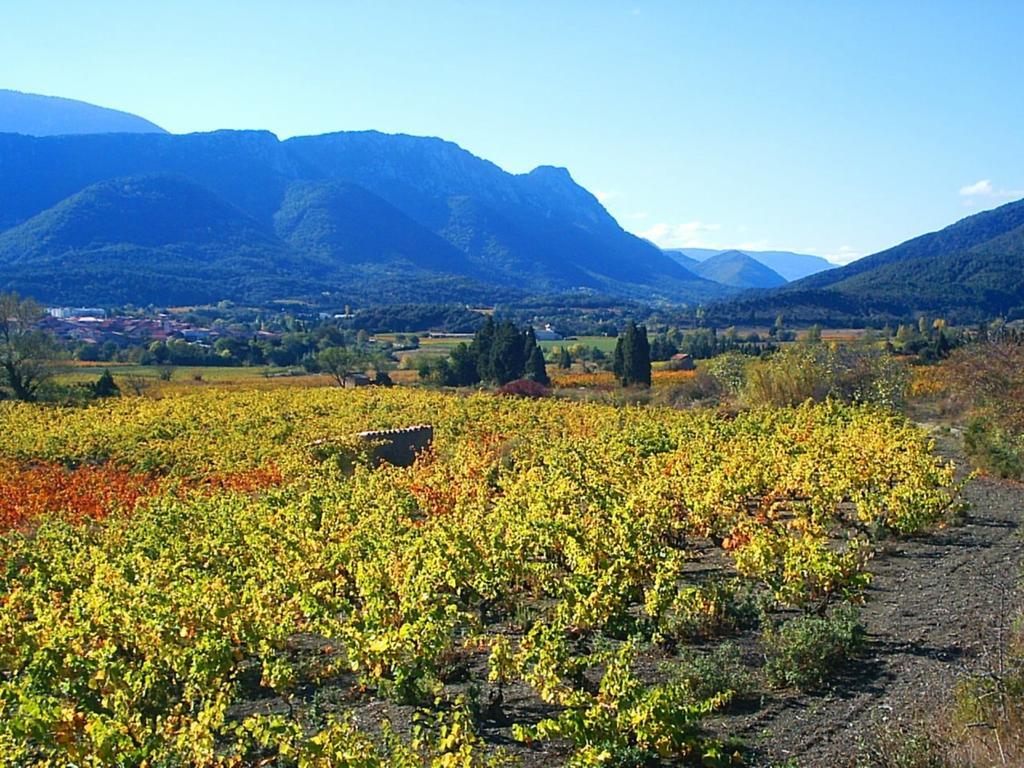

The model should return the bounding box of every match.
[0,388,962,766]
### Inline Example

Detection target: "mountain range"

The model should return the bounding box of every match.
[0,89,167,136]
[2,89,1022,321]
[669,248,836,281]
[666,249,788,289]
[0,122,726,306]
[709,198,1024,324]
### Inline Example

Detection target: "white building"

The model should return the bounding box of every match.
[534,324,563,341]
[48,307,108,319]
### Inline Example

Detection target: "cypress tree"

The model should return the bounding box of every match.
[525,344,550,385]
[471,315,496,382]
[519,326,549,384]
[615,321,651,387]
[558,346,572,369]
[621,323,637,386]
[631,324,652,386]
[522,326,537,358]
[612,335,625,382]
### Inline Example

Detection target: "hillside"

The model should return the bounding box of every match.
[710,198,1024,324]
[0,129,724,306]
[689,249,787,289]
[663,249,700,269]
[0,175,319,305]
[0,88,166,136]
[675,247,835,281]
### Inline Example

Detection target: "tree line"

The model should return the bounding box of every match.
[418,317,550,387]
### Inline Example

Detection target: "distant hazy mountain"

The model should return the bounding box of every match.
[673,247,836,281]
[663,249,700,270]
[688,250,787,289]
[710,198,1024,324]
[0,128,725,306]
[0,89,166,136]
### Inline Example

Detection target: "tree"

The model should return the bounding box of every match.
[525,344,550,385]
[470,316,496,382]
[631,323,652,386]
[446,343,481,386]
[520,327,549,385]
[558,346,572,370]
[317,346,369,387]
[489,321,526,385]
[521,327,539,367]
[650,333,678,362]
[0,293,54,402]
[615,321,651,387]
[612,336,625,380]
[772,313,785,339]
[91,369,120,398]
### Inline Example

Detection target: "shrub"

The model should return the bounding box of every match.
[852,719,955,768]
[513,643,728,767]
[764,605,865,690]
[963,417,1024,480]
[744,347,828,406]
[948,617,1024,766]
[671,643,754,705]
[948,339,1024,479]
[947,338,1024,435]
[742,344,907,409]
[90,369,121,398]
[651,578,754,642]
[497,378,551,399]
[703,352,749,396]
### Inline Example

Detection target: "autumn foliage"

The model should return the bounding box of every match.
[0,460,284,531]
[0,461,158,530]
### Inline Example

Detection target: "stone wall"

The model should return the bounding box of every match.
[355,424,434,467]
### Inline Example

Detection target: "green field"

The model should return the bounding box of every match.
[51,363,311,386]
[538,335,619,353]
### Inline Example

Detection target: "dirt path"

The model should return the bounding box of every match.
[741,433,1024,767]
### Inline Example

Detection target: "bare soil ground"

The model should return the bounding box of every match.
[738,431,1024,767]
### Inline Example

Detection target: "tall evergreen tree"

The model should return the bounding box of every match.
[525,344,550,385]
[615,321,651,387]
[612,336,625,382]
[522,326,539,365]
[489,321,526,385]
[520,326,550,385]
[632,324,652,386]
[471,315,496,382]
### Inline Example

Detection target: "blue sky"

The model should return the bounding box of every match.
[3,1,1023,263]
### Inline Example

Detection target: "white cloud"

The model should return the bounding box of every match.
[959,179,1023,205]
[639,221,721,248]
[959,179,994,196]
[823,245,862,265]
[594,189,616,204]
